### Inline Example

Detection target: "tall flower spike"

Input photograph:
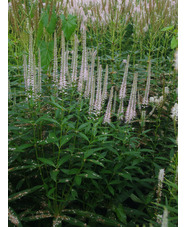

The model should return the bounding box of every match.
[53,31,58,86]
[23,54,28,91]
[89,75,96,114]
[112,90,117,114]
[78,62,84,93]
[102,64,108,104]
[103,86,114,124]
[94,64,102,113]
[33,56,37,99]
[125,73,138,123]
[90,50,97,84]
[142,60,151,105]
[28,28,34,92]
[119,55,130,100]
[157,169,165,204]
[59,31,66,91]
[161,207,168,227]
[84,65,90,98]
[87,65,92,98]
[38,49,42,94]
[171,103,178,122]
[78,28,87,94]
[87,50,97,98]
[71,34,78,83]
[65,42,70,83]
[117,98,124,120]
[79,25,88,82]
[138,91,141,111]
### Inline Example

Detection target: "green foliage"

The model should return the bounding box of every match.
[40,40,54,69]
[171,36,178,49]
[60,14,77,40]
[8,0,178,226]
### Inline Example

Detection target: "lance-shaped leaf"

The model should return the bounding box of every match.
[50,169,60,182]
[8,185,42,202]
[21,210,53,222]
[60,134,73,148]
[53,215,90,227]
[62,209,124,226]
[86,159,104,167]
[56,154,71,168]
[35,116,60,126]
[8,164,42,173]
[38,157,56,168]
[79,170,102,179]
[112,204,127,224]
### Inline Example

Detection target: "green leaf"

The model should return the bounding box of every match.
[61,115,74,125]
[22,211,52,222]
[40,40,54,69]
[171,36,178,49]
[130,194,143,204]
[57,154,71,168]
[78,122,91,130]
[47,188,56,197]
[58,178,72,183]
[84,150,96,159]
[119,172,132,182]
[47,10,58,34]
[38,157,56,167]
[41,10,49,27]
[61,168,79,175]
[109,180,122,185]
[79,170,102,179]
[60,134,73,148]
[60,14,77,40]
[50,96,66,110]
[48,132,58,142]
[87,159,104,167]
[108,185,115,196]
[50,169,59,182]
[161,25,174,31]
[55,215,89,227]
[74,175,82,186]
[14,144,33,152]
[78,132,89,143]
[35,116,60,126]
[8,206,23,227]
[84,148,104,160]
[113,204,127,224]
[71,189,78,200]
[63,209,124,226]
[9,185,42,202]
[36,20,44,46]
[8,164,41,172]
